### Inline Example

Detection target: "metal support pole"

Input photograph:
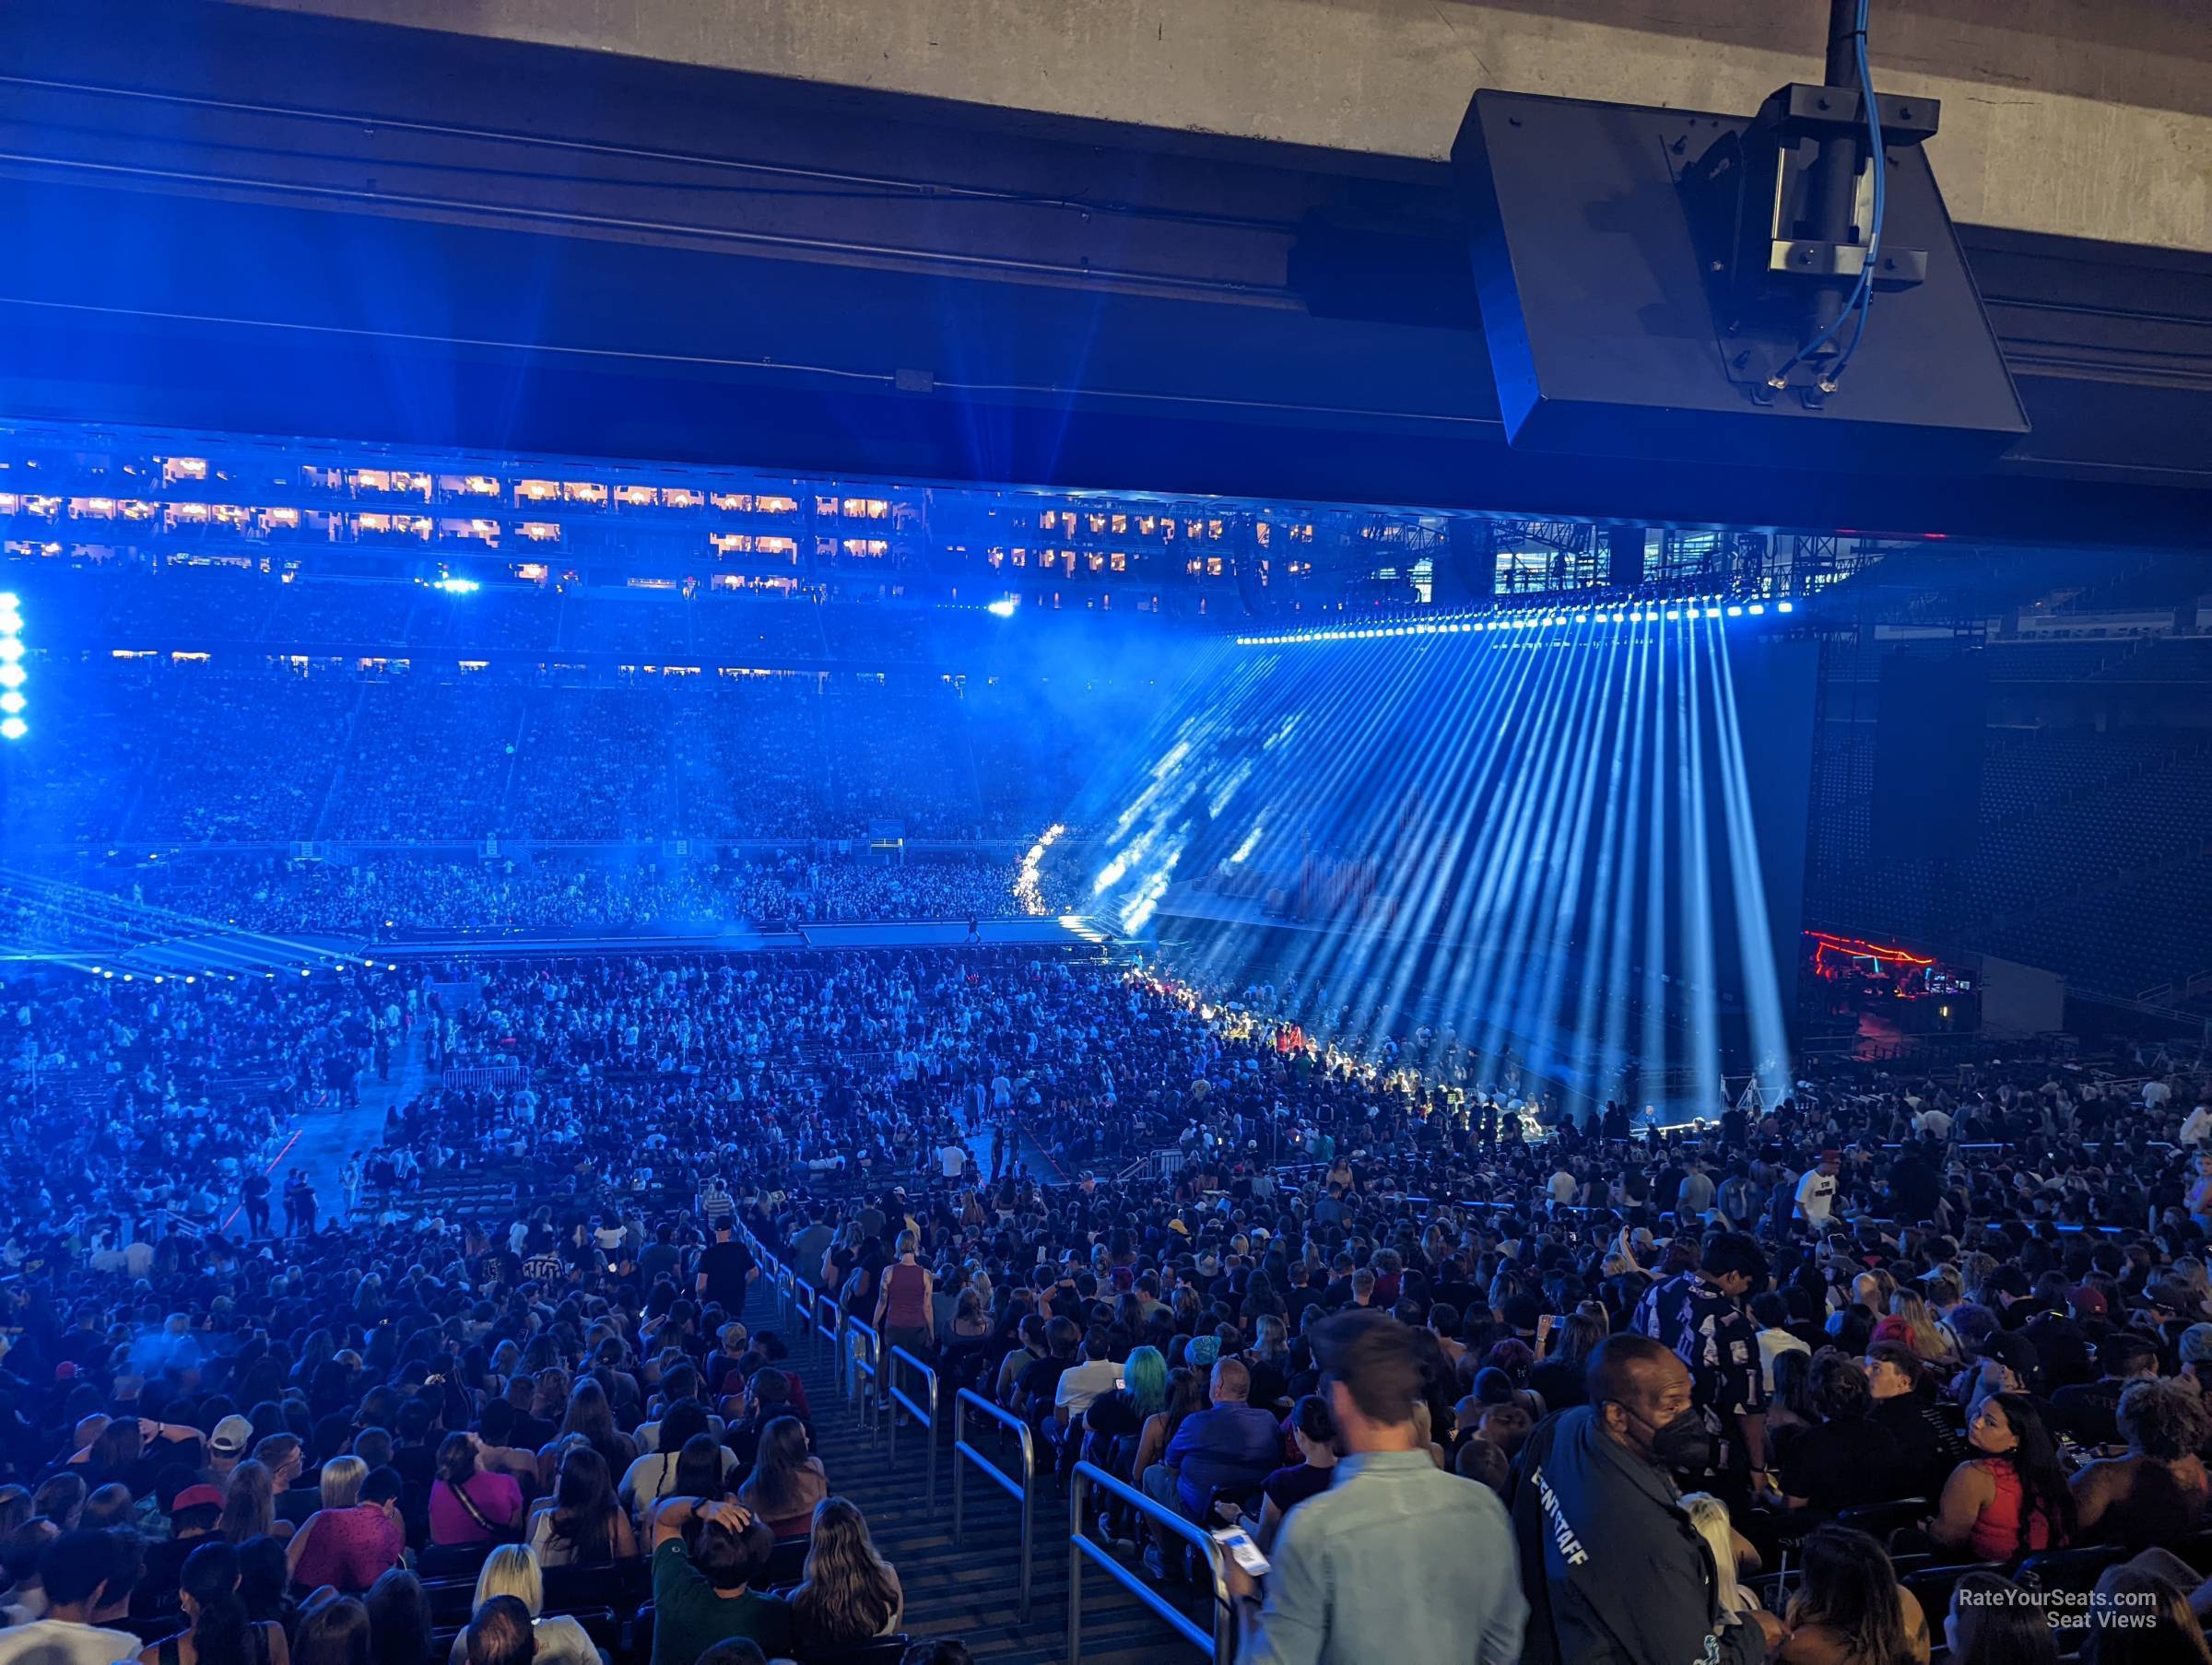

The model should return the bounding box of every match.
[1804,0,1867,349]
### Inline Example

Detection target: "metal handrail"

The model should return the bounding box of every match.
[1068,1460,1233,1665]
[809,1288,840,1361]
[887,1346,940,1509]
[951,1388,1033,1624]
[843,1315,882,1439]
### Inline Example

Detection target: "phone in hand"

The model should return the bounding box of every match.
[1210,1526,1271,1578]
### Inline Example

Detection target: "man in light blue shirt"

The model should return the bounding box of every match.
[1229,1309,1525,1665]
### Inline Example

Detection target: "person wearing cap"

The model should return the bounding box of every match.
[131,1483,225,1618]
[2023,1279,2105,1390]
[203,1417,253,1486]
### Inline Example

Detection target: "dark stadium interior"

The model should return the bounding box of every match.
[1,4,2210,1665]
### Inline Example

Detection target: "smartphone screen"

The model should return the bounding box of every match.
[1210,1526,1272,1577]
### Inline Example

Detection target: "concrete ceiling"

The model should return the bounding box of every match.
[221,0,2211,253]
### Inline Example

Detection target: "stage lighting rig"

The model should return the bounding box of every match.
[1452,0,2026,475]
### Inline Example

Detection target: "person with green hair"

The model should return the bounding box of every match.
[1081,1345,1168,1473]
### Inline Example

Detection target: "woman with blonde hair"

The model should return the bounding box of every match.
[442,1546,595,1665]
[1886,1291,1951,1363]
[789,1497,903,1650]
[288,1460,405,1594]
[1682,1494,1759,1614]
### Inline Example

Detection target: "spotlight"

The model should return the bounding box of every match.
[1665,609,1681,622]
[433,576,481,594]
[0,639,19,662]
[1778,600,1795,613]
[1726,604,1744,617]
[1704,607,1722,618]
[1747,602,1766,616]
[985,597,1019,618]
[0,692,21,713]
[0,717,22,741]
[0,665,22,689]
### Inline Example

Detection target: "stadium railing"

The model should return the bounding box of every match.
[951,1388,1034,1624]
[843,1315,884,1443]
[1068,1460,1233,1665]
[887,1345,940,1509]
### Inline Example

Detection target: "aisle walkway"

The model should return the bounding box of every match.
[288,1029,427,1223]
[739,1274,1191,1664]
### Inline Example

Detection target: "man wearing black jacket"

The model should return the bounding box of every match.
[1512,1335,1782,1665]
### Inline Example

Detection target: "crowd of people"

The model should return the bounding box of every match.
[6,935,2212,1665]
[1,855,1053,955]
[5,662,1095,854]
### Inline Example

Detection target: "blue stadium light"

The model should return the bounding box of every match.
[985,597,1019,618]
[0,590,19,740]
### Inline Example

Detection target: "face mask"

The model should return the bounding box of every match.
[1629,1404,1713,1471]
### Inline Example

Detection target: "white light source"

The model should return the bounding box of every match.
[1747,603,1765,616]
[1778,600,1795,613]
[0,692,19,713]
[985,597,1019,618]
[0,717,23,740]
[1726,604,1744,617]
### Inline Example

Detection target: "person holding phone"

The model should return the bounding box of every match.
[1225,1310,1524,1665]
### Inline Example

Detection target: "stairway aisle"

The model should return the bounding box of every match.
[741,1280,1195,1665]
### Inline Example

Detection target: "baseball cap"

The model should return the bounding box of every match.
[171,1484,224,1515]
[1983,1331,2040,1382]
[209,1414,253,1456]
[2069,1284,2109,1318]
[2181,1324,2212,1365]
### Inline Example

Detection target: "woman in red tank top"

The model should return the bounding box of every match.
[1928,1392,2073,1562]
[874,1231,935,1359]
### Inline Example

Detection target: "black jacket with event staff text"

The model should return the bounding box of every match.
[1511,1405,1764,1665]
